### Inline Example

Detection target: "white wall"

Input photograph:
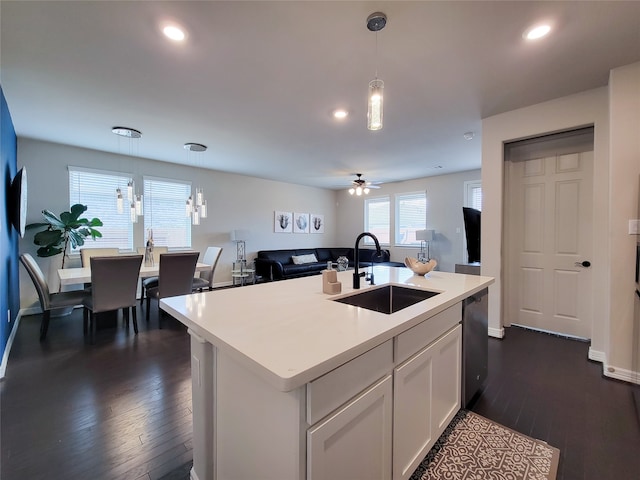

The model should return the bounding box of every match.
[608,62,640,375]
[334,170,482,273]
[18,138,482,310]
[482,61,640,380]
[482,87,609,344]
[18,139,338,308]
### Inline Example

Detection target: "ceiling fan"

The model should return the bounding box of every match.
[348,174,381,196]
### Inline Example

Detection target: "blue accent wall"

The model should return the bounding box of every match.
[1,85,19,365]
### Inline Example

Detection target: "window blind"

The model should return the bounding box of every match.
[464,180,482,211]
[364,196,390,245]
[395,192,426,245]
[68,166,134,251]
[143,176,192,249]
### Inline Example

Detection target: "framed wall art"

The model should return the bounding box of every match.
[293,212,309,233]
[310,213,324,234]
[274,211,293,233]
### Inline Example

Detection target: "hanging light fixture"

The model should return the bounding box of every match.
[184,142,208,225]
[366,12,386,131]
[112,126,143,222]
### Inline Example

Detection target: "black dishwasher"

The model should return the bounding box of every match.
[461,288,488,407]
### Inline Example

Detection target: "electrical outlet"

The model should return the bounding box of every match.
[629,219,640,235]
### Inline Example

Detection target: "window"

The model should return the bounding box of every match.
[364,196,390,244]
[395,192,426,246]
[464,180,482,211]
[143,176,192,249]
[68,166,134,251]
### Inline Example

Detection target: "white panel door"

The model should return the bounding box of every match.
[507,152,594,338]
[307,375,392,480]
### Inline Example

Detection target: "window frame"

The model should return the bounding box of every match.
[464,180,482,211]
[394,191,427,247]
[364,195,391,246]
[142,175,193,249]
[68,166,135,252]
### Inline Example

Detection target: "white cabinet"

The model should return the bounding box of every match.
[307,374,393,480]
[393,324,462,480]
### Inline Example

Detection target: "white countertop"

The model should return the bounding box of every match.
[161,267,494,392]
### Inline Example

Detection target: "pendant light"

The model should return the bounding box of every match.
[112,126,143,222]
[366,12,386,131]
[184,142,208,225]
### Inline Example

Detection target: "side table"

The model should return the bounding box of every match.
[232,259,256,286]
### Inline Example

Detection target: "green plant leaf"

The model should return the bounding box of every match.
[41,210,65,229]
[33,229,62,247]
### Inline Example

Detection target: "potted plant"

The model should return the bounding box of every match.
[27,203,103,269]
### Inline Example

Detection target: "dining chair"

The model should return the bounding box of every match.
[80,247,120,267]
[192,246,223,292]
[136,245,169,266]
[82,255,144,342]
[20,253,89,341]
[145,252,199,325]
[137,246,169,305]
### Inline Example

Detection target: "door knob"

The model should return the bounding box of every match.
[575,260,591,268]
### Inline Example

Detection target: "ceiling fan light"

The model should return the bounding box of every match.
[364,187,370,194]
[356,186,363,196]
[349,187,355,195]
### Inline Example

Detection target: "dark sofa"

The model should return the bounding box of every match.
[255,247,405,281]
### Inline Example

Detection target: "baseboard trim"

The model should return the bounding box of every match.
[588,348,606,363]
[603,364,640,385]
[488,326,504,338]
[0,311,22,379]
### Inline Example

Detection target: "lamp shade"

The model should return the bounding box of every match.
[230,229,250,242]
[416,229,434,242]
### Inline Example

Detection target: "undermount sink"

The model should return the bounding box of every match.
[333,285,440,314]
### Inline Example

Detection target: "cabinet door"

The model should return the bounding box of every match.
[307,375,392,480]
[393,325,462,480]
[432,325,462,435]
[393,336,436,480]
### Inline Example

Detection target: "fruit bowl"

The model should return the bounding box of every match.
[404,257,437,275]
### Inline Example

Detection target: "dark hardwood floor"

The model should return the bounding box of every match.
[470,327,640,480]
[1,304,193,480]
[2,306,639,480]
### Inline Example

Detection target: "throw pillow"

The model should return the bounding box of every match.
[291,253,318,265]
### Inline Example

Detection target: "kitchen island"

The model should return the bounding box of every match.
[161,266,494,480]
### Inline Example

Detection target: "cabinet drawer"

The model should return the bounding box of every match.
[307,375,393,480]
[394,303,461,364]
[307,340,393,425]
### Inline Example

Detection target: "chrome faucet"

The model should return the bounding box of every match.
[353,232,382,289]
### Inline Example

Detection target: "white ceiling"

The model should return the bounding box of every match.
[2,1,639,190]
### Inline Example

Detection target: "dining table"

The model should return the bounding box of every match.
[58,262,211,286]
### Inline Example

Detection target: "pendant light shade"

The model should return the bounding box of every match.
[367,79,384,131]
[116,188,124,214]
[366,12,387,131]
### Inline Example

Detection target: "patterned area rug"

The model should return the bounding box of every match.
[410,410,560,480]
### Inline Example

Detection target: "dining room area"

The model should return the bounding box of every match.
[19,244,222,344]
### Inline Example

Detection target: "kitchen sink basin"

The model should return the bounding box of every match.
[333,285,440,314]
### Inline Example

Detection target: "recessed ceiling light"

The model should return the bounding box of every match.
[463,131,475,141]
[523,24,551,40]
[333,109,349,119]
[162,24,186,42]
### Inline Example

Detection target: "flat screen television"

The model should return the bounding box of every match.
[462,207,481,264]
[9,166,27,237]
